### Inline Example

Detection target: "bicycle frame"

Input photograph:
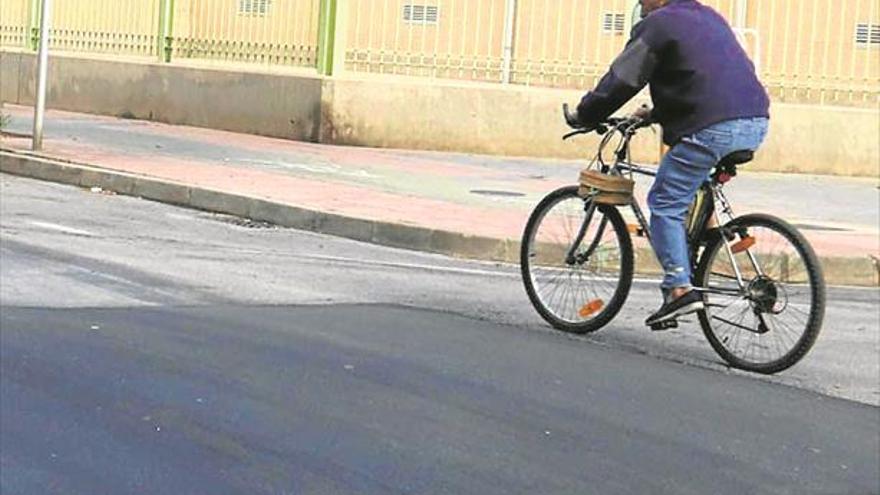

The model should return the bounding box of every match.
[576,122,763,301]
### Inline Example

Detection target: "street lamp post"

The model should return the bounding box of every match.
[32,0,52,151]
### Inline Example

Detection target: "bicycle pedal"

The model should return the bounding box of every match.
[649,319,679,331]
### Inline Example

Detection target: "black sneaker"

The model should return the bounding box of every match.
[645,290,705,327]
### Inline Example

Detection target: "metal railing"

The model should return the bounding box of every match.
[343,0,879,104]
[48,0,161,58]
[345,0,637,88]
[0,0,321,68]
[507,0,633,88]
[1,0,877,105]
[171,0,320,67]
[0,0,164,58]
[755,0,879,105]
[346,0,508,82]
[0,0,32,49]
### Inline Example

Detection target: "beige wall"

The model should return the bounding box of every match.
[2,51,878,176]
[323,74,880,176]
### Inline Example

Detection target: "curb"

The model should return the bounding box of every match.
[0,150,519,264]
[2,149,877,287]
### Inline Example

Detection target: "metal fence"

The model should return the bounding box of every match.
[0,0,32,49]
[0,0,322,67]
[1,0,877,105]
[346,0,730,87]
[510,0,634,88]
[171,0,320,66]
[754,0,879,105]
[49,0,162,58]
[346,0,508,81]
[344,0,879,104]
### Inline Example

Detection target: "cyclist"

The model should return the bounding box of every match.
[568,0,770,327]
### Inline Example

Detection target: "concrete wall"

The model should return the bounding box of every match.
[2,50,878,176]
[320,75,664,163]
[323,75,880,176]
[1,51,323,142]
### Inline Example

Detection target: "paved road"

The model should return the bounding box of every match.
[3,304,878,495]
[2,175,877,405]
[1,175,878,494]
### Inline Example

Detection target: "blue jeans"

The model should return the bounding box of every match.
[648,117,769,290]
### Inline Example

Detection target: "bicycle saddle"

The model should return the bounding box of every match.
[717,150,754,170]
[715,150,754,179]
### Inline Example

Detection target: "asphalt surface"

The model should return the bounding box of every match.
[1,175,879,494]
[3,304,878,495]
[1,174,877,404]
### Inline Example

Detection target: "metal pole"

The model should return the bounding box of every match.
[501,0,517,83]
[32,0,52,151]
[157,0,174,63]
[735,0,748,29]
[26,0,41,50]
[332,0,348,76]
[628,0,641,32]
[317,0,338,76]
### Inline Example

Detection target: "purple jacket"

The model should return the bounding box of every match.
[576,0,769,145]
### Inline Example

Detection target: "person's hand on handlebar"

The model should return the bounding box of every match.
[632,104,652,121]
[562,103,585,129]
[561,103,655,141]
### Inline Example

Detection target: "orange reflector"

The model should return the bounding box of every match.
[730,236,756,254]
[627,224,645,237]
[579,299,604,318]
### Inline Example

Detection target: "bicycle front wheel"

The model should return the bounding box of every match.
[694,214,825,374]
[521,186,633,334]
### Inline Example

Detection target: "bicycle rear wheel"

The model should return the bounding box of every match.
[521,186,633,334]
[694,214,825,373]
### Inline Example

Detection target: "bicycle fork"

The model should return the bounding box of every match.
[565,202,596,264]
[565,201,613,265]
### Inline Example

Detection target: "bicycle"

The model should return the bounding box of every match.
[520,105,825,374]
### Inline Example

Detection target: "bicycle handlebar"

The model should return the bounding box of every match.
[562,103,655,141]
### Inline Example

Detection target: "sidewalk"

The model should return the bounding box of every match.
[2,104,878,286]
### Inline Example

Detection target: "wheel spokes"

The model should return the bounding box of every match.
[701,221,818,367]
[527,196,623,325]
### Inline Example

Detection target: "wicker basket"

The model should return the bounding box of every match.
[578,170,634,205]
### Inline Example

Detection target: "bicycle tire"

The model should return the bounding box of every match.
[694,213,825,374]
[521,186,634,334]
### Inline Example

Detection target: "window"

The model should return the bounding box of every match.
[855,23,880,47]
[403,4,439,25]
[602,13,626,35]
[239,0,271,16]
